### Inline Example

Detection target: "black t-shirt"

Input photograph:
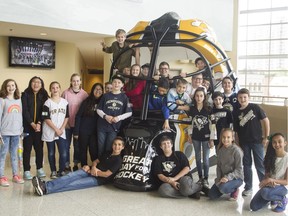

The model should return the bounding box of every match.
[211,107,233,144]
[233,103,267,145]
[96,153,123,185]
[189,106,211,141]
[153,151,189,186]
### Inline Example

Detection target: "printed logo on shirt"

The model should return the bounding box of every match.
[106,99,123,110]
[213,111,227,123]
[239,110,255,127]
[162,161,176,173]
[7,104,21,113]
[192,115,208,131]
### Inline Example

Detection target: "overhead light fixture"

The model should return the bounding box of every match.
[40,33,47,36]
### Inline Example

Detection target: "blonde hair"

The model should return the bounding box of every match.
[69,73,82,88]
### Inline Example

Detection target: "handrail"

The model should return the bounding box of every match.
[250,95,288,106]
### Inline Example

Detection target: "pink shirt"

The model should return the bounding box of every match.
[61,88,88,127]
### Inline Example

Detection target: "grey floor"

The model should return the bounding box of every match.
[0,154,287,216]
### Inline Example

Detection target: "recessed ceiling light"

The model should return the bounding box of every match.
[40,33,47,36]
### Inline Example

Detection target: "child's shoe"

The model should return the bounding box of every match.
[270,201,278,210]
[50,171,57,179]
[37,168,46,178]
[32,176,46,196]
[24,171,33,180]
[273,197,287,213]
[229,188,239,201]
[12,175,24,184]
[0,176,9,187]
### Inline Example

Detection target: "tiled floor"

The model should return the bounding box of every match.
[0,154,287,216]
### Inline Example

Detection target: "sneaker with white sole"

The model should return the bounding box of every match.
[50,171,57,179]
[12,175,24,184]
[229,188,239,201]
[270,201,278,210]
[0,176,9,187]
[37,168,46,178]
[242,189,252,196]
[273,197,287,213]
[32,176,46,196]
[24,171,33,180]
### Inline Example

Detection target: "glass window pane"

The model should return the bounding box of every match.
[239,0,248,11]
[247,59,270,70]
[270,40,288,54]
[238,27,247,40]
[247,25,271,40]
[272,0,288,7]
[246,41,270,55]
[247,12,271,25]
[238,42,247,55]
[271,10,288,23]
[271,24,288,39]
[270,58,288,70]
[239,14,248,26]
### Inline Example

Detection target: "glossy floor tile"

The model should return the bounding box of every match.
[0,156,287,216]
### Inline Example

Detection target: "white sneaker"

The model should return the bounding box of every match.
[37,168,46,178]
[24,171,33,180]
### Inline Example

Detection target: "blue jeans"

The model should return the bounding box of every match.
[208,178,243,199]
[242,143,265,190]
[46,169,99,194]
[97,130,117,158]
[65,127,79,166]
[46,137,67,173]
[192,139,210,178]
[0,136,20,177]
[250,185,288,211]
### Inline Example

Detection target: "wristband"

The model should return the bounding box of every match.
[103,115,106,120]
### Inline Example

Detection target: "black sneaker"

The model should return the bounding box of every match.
[201,186,210,197]
[64,166,72,174]
[188,191,201,200]
[32,176,46,196]
[73,165,79,172]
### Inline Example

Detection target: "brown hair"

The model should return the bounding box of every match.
[237,88,250,97]
[69,73,82,88]
[0,79,20,99]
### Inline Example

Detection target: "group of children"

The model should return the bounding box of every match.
[0,28,286,213]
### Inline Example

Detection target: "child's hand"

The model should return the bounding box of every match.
[180,72,187,78]
[153,75,160,81]
[105,115,114,124]
[162,120,170,131]
[111,116,120,123]
[82,165,90,173]
[55,128,63,136]
[209,140,214,148]
[176,100,184,105]
[100,41,106,48]
[220,177,228,183]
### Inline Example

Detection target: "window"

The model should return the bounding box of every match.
[237,0,288,105]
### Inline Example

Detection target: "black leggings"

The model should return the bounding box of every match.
[23,131,44,171]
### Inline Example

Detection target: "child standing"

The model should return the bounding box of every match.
[250,133,287,213]
[211,91,233,150]
[187,87,214,189]
[148,77,170,130]
[167,78,191,114]
[96,75,132,157]
[42,82,69,179]
[74,83,103,166]
[222,76,239,113]
[0,79,24,186]
[22,76,49,180]
[234,88,270,196]
[61,73,88,172]
[101,29,140,73]
[208,128,243,201]
[123,64,146,110]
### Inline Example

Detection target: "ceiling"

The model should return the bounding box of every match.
[0,21,108,69]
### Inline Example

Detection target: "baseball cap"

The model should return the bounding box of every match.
[111,74,125,84]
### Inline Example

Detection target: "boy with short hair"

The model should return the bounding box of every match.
[167,78,191,114]
[96,75,132,157]
[101,29,140,73]
[233,88,270,196]
[148,77,170,130]
[211,91,233,150]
